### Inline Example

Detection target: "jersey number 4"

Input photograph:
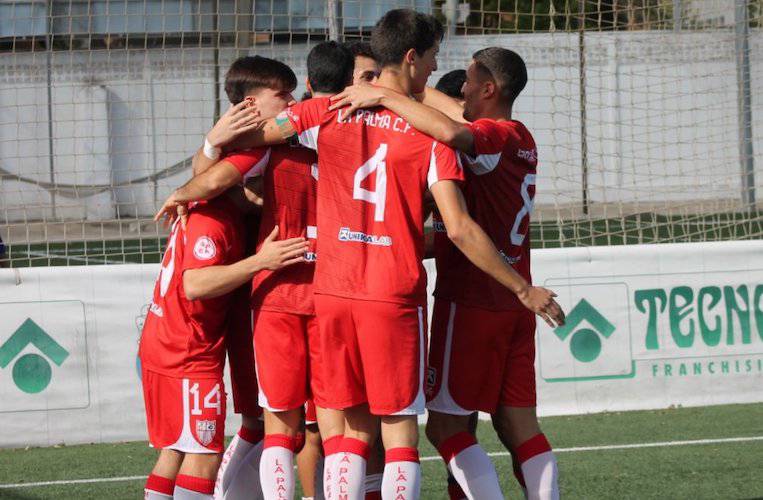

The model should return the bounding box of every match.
[353,143,387,222]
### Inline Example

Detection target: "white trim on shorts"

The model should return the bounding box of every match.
[165,378,219,454]
[392,306,427,416]
[426,302,473,416]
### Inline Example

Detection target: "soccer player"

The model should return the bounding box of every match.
[139,183,308,500]
[228,9,564,499]
[435,69,467,103]
[181,56,298,500]
[155,43,357,500]
[345,40,380,85]
[330,47,563,499]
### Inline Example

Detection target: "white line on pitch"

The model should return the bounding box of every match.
[1,435,761,490]
[0,475,147,489]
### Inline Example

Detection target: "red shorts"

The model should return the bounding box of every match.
[426,299,537,414]
[305,399,317,426]
[227,304,261,417]
[142,368,226,453]
[253,310,321,411]
[314,294,426,415]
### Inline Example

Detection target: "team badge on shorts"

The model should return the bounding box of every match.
[193,236,217,260]
[196,420,217,446]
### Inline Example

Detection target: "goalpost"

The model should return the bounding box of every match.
[0,0,760,266]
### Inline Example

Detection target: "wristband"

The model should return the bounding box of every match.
[203,137,221,160]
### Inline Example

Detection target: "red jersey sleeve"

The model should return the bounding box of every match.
[182,214,230,271]
[223,147,271,179]
[463,119,527,175]
[427,141,465,188]
[280,97,331,151]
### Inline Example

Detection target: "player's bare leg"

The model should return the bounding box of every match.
[316,405,345,499]
[426,410,502,500]
[260,408,301,499]
[364,435,385,500]
[174,453,222,499]
[216,414,265,500]
[145,449,184,499]
[296,423,323,499]
[492,406,558,500]
[378,415,421,500]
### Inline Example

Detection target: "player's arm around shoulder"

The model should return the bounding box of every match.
[154,160,244,226]
[329,85,475,154]
[183,223,308,301]
[231,97,330,151]
[429,179,565,328]
[414,87,468,124]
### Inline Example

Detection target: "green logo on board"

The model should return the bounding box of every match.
[554,299,616,362]
[0,318,69,393]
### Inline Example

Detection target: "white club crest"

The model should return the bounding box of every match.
[193,236,217,260]
[196,420,216,446]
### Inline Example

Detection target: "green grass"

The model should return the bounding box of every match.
[6,211,763,268]
[1,403,761,499]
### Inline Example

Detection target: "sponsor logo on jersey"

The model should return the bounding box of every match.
[193,236,217,260]
[196,420,217,446]
[305,251,317,262]
[337,227,392,247]
[433,221,446,233]
[517,148,537,164]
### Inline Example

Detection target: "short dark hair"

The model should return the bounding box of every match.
[307,41,354,94]
[371,9,444,68]
[224,56,297,105]
[472,47,528,104]
[435,69,467,99]
[344,40,375,60]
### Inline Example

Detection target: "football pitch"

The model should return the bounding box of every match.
[0,403,761,499]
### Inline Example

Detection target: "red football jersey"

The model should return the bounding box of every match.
[225,145,318,315]
[434,119,537,311]
[139,196,246,378]
[284,96,464,305]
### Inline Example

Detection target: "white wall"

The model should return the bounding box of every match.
[1,31,761,222]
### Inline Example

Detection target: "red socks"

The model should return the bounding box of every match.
[144,473,174,498]
[175,474,215,495]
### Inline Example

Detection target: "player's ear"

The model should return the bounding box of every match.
[306,78,313,95]
[483,80,497,99]
[404,48,417,65]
